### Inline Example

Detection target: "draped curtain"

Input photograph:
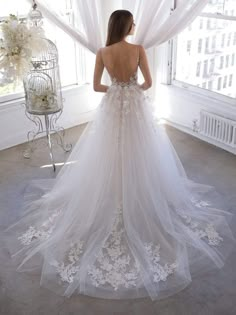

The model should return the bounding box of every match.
[122,0,209,49]
[26,0,103,53]
[27,0,209,52]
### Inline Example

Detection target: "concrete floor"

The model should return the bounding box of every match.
[0,124,236,315]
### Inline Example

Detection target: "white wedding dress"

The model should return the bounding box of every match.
[2,70,235,301]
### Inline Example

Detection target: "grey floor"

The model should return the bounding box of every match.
[0,124,236,315]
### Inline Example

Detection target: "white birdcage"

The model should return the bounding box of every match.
[23,38,63,115]
[22,1,72,172]
[23,3,63,115]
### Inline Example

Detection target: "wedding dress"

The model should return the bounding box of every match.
[2,68,235,301]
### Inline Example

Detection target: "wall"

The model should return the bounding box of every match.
[0,85,101,151]
[154,42,236,155]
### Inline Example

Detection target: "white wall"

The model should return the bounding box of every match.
[0,85,101,151]
[155,42,236,154]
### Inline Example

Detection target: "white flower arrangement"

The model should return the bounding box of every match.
[0,14,46,80]
[30,88,57,111]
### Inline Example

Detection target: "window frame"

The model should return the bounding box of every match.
[171,9,236,106]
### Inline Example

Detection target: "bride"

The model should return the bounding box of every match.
[2,10,235,301]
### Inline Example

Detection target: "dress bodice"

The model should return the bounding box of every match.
[110,71,138,88]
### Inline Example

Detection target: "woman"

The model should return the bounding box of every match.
[2,10,235,301]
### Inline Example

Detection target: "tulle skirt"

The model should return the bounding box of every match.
[1,83,235,301]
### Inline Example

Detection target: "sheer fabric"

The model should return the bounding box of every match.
[28,0,209,51]
[123,0,209,48]
[26,0,103,53]
[2,71,235,300]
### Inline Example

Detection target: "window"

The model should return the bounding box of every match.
[223,75,227,88]
[0,0,94,102]
[232,53,235,66]
[187,40,192,53]
[203,60,208,76]
[173,0,236,100]
[229,74,233,86]
[198,39,203,53]
[205,37,210,53]
[217,77,222,90]
[226,54,230,67]
[196,62,201,76]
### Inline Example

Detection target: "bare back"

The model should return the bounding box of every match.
[93,41,152,92]
[101,42,139,81]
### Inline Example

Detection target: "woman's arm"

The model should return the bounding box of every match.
[93,48,109,92]
[138,45,152,90]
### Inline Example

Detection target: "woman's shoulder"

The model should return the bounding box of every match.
[97,46,110,55]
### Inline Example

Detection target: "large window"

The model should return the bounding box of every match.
[0,0,94,102]
[172,0,236,102]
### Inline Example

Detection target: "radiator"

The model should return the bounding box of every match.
[199,111,236,148]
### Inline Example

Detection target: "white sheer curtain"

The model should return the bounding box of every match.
[28,0,209,52]
[26,0,103,53]
[123,0,209,48]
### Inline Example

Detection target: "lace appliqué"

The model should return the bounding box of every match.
[49,204,177,289]
[87,204,177,290]
[18,210,61,245]
[144,243,177,283]
[178,198,224,246]
[50,241,84,283]
[181,215,223,246]
[87,204,140,290]
[111,72,138,88]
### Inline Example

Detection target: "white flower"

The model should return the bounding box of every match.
[0,14,46,80]
[30,89,57,111]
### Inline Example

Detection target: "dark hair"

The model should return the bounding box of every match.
[106,10,133,46]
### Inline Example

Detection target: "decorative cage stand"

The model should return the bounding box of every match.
[23,2,72,171]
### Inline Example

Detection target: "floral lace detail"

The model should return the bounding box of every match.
[144,243,178,283]
[47,203,177,289]
[87,203,177,290]
[110,71,138,88]
[175,197,224,246]
[87,204,140,290]
[180,214,223,246]
[18,210,61,245]
[50,241,84,283]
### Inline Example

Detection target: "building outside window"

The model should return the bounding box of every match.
[198,39,203,53]
[223,75,227,88]
[229,74,233,86]
[217,77,222,90]
[173,0,236,100]
[231,53,235,66]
